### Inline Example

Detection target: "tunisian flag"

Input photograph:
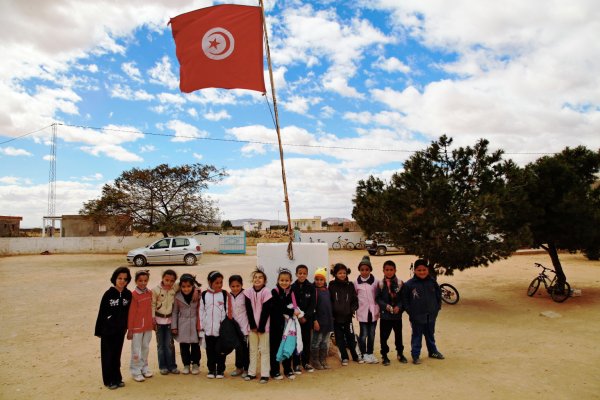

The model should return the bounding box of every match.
[169,5,266,93]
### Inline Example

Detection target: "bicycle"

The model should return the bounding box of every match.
[409,264,460,305]
[527,263,571,303]
[354,237,367,250]
[331,236,354,250]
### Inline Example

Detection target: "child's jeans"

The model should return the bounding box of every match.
[156,324,177,371]
[333,322,359,361]
[234,335,249,371]
[311,330,330,352]
[380,319,404,356]
[410,318,439,359]
[359,321,377,355]
[248,331,270,378]
[179,342,200,366]
[130,331,152,376]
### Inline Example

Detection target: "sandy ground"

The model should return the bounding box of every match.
[0,250,599,400]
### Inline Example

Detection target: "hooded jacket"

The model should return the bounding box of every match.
[128,287,153,334]
[95,286,131,337]
[172,291,200,343]
[355,275,380,323]
[328,279,358,323]
[402,275,441,324]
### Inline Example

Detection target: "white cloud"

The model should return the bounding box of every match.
[166,120,209,143]
[193,152,203,160]
[0,176,20,184]
[204,110,231,121]
[0,146,33,156]
[121,62,143,83]
[58,124,144,162]
[43,155,55,161]
[139,144,156,153]
[110,84,154,101]
[81,173,104,181]
[148,55,179,90]
[187,108,198,118]
[373,56,410,74]
[282,95,322,115]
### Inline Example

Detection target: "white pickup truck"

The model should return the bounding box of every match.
[365,233,406,256]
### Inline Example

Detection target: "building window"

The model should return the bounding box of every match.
[98,224,107,232]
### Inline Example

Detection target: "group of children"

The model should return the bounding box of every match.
[95,256,444,389]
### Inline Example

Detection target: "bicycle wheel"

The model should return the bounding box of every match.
[550,281,571,303]
[345,242,355,250]
[354,242,364,250]
[440,283,460,305]
[527,278,541,296]
[332,242,341,250]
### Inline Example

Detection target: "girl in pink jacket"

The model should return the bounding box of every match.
[355,256,380,364]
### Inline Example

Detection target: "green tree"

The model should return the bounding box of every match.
[523,146,600,284]
[221,220,233,230]
[353,135,530,275]
[81,163,227,237]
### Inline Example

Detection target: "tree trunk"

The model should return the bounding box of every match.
[162,231,169,238]
[542,242,567,287]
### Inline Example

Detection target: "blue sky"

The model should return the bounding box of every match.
[1,0,599,228]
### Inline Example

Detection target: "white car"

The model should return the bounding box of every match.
[365,233,406,256]
[127,237,202,267]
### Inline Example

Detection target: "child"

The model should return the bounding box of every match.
[402,259,444,365]
[291,264,315,373]
[152,269,180,375]
[355,256,380,364]
[328,263,360,366]
[244,269,272,384]
[172,274,202,375]
[127,270,154,382]
[311,267,334,370]
[270,268,301,380]
[200,270,228,378]
[95,266,132,389]
[375,260,407,365]
[229,275,250,377]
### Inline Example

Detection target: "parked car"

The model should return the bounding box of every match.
[193,231,221,235]
[365,232,406,256]
[127,237,202,267]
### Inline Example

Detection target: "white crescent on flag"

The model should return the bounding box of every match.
[202,27,235,60]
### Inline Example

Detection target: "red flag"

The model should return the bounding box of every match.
[169,5,266,93]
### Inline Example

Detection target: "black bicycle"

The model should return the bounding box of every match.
[527,263,571,303]
[409,264,460,305]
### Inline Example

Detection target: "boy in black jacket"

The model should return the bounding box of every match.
[329,263,360,365]
[402,259,444,365]
[291,264,316,373]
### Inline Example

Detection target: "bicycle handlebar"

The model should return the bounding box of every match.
[534,263,556,274]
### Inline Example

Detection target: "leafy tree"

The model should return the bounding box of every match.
[221,220,233,230]
[81,163,227,237]
[523,146,600,284]
[353,135,530,275]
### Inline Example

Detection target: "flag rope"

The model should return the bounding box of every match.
[259,0,294,260]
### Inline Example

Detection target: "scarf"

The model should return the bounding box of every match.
[357,275,375,285]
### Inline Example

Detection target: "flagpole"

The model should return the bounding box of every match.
[259,0,295,259]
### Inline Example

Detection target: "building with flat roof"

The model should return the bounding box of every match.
[0,216,22,237]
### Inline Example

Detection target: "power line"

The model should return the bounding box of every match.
[2,122,562,155]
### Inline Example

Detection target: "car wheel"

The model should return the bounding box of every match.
[376,246,387,256]
[184,254,197,266]
[133,255,147,267]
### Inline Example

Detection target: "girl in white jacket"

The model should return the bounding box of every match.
[200,270,227,379]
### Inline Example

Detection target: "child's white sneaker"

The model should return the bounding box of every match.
[142,370,153,378]
[182,365,190,375]
[370,354,379,364]
[133,374,145,382]
[191,364,200,375]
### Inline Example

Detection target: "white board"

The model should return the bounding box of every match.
[257,243,329,288]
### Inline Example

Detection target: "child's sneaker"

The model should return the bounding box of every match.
[413,357,422,365]
[429,352,445,359]
[303,363,315,373]
[230,368,243,377]
[293,365,303,375]
[272,373,283,380]
[169,368,180,375]
[182,365,190,375]
[133,374,145,382]
[341,359,349,366]
[159,369,169,375]
[382,356,391,366]
[322,361,331,369]
[191,364,199,375]
[241,370,248,378]
[142,370,153,378]
[286,372,296,380]
[398,354,408,363]
[207,372,216,379]
[259,377,269,384]
[216,374,224,379]
[244,375,256,381]
[356,356,365,364]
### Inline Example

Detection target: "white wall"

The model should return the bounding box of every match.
[257,243,329,287]
[298,231,367,248]
[0,234,223,255]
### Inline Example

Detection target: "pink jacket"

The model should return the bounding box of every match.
[355,275,380,323]
[245,286,272,333]
[128,287,153,333]
[231,290,250,336]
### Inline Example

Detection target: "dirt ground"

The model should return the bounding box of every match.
[0,250,599,400]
